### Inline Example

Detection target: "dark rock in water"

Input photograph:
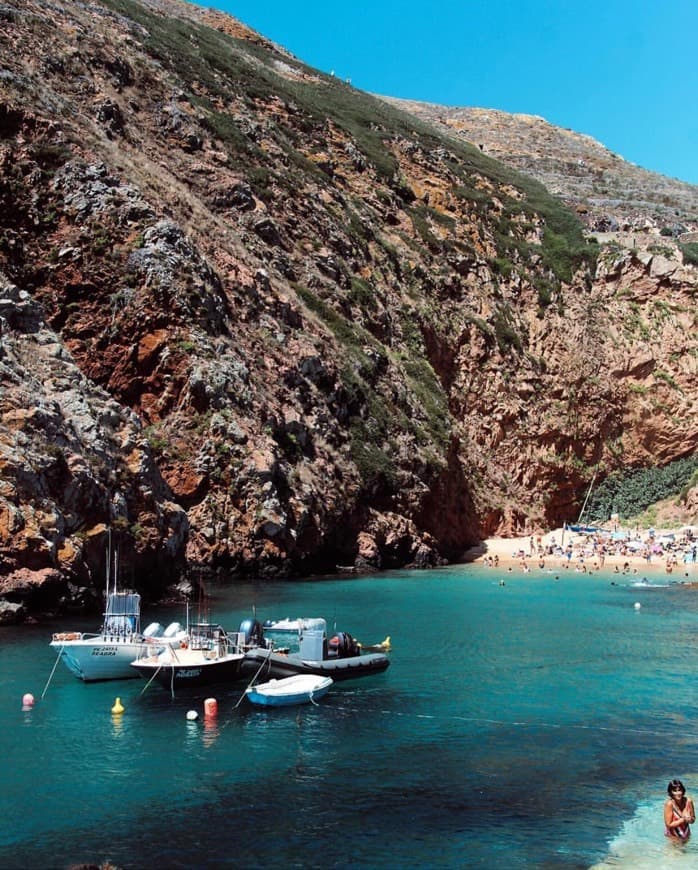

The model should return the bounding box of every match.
[0,599,25,625]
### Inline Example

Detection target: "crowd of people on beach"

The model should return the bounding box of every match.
[480,526,697,578]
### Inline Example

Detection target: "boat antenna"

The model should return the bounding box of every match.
[113,544,118,596]
[105,527,112,603]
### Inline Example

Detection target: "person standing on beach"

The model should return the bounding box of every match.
[665,779,695,841]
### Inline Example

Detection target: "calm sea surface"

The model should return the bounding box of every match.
[2,564,698,869]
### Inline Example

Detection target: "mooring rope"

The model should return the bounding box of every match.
[233,644,275,709]
[41,646,65,699]
[139,662,164,695]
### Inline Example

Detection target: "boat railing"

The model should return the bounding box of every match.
[52,631,84,642]
[102,630,141,642]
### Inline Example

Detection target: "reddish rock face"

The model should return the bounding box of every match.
[0,0,696,614]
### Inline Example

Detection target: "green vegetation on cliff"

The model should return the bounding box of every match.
[585,455,698,522]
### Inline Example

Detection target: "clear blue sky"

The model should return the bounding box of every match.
[203,0,697,186]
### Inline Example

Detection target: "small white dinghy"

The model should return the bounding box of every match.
[245,674,333,707]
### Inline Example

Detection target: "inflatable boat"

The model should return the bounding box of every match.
[242,618,390,682]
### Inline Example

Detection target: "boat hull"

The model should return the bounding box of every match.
[50,637,148,681]
[242,649,390,682]
[246,674,333,707]
[131,652,246,689]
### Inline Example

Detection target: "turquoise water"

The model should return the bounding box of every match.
[3,565,698,869]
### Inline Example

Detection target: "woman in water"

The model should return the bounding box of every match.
[664,779,695,840]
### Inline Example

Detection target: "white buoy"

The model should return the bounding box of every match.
[186,710,199,721]
[22,693,35,709]
[634,602,641,610]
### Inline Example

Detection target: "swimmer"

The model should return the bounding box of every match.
[665,779,695,841]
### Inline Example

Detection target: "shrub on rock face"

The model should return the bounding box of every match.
[679,242,698,266]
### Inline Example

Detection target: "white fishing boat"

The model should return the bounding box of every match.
[246,674,333,707]
[49,536,186,681]
[50,594,186,681]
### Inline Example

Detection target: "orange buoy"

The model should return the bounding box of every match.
[204,697,218,718]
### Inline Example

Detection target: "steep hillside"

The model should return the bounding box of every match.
[380,99,698,230]
[0,0,696,617]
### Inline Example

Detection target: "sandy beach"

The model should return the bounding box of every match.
[468,525,698,580]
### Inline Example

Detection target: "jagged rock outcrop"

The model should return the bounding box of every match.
[0,272,188,614]
[0,0,696,616]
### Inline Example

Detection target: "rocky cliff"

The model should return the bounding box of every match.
[1,0,696,619]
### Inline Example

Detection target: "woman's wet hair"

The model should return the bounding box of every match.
[668,779,686,796]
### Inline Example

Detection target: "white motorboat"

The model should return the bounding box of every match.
[246,674,333,707]
[49,533,186,681]
[50,593,186,682]
[130,622,248,692]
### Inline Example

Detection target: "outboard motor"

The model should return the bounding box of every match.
[239,618,265,647]
[142,622,164,638]
[328,631,360,658]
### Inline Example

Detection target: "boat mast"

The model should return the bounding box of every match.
[577,470,598,526]
[562,468,598,548]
